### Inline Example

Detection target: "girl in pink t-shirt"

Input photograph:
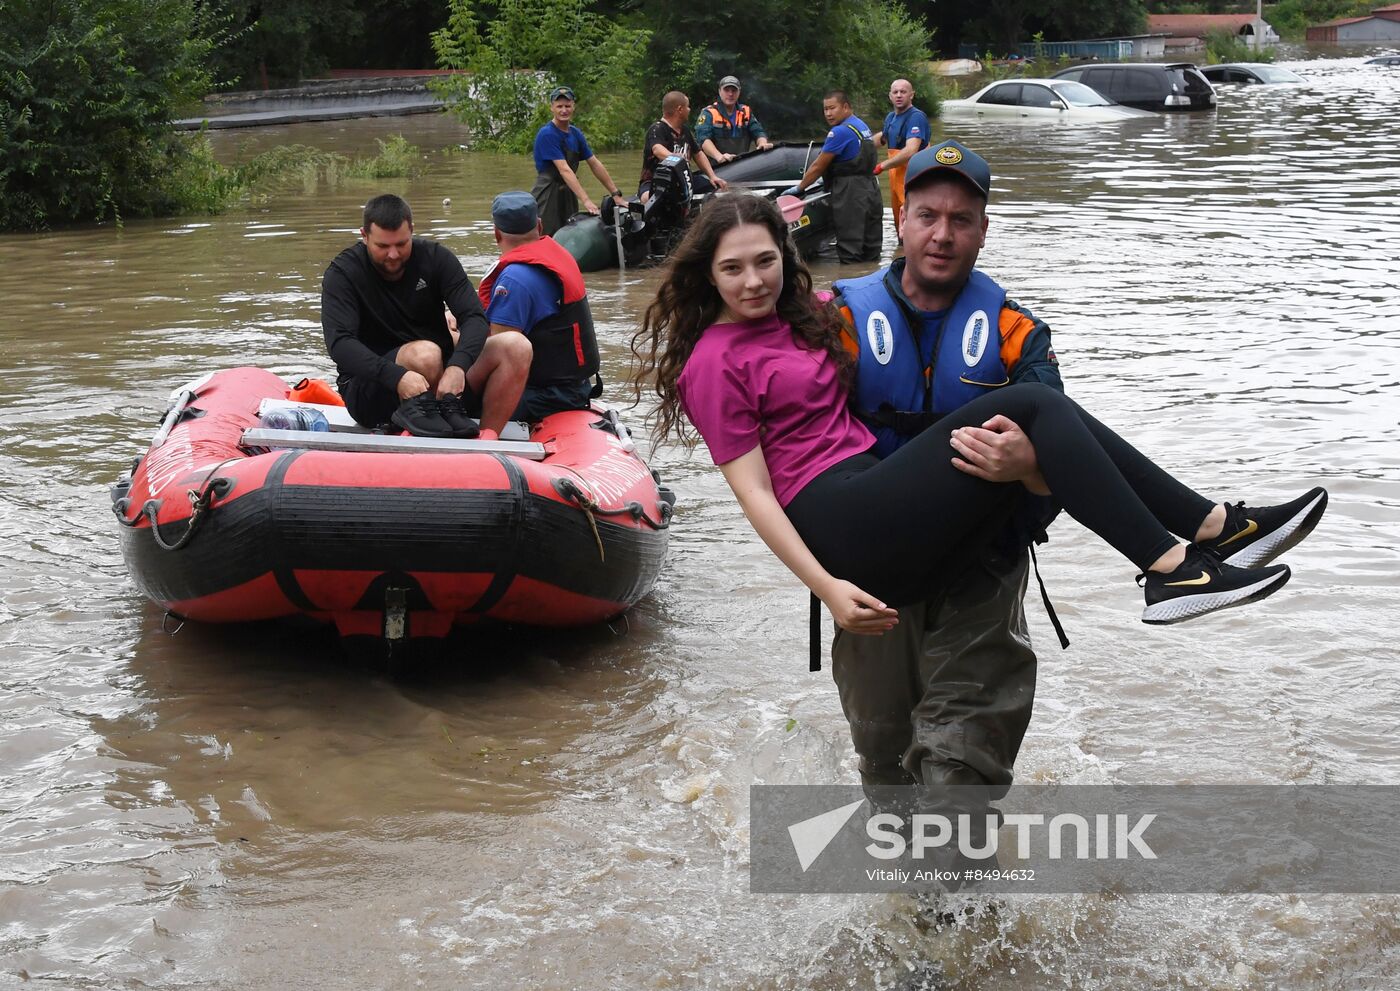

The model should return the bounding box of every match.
[630,194,1324,637]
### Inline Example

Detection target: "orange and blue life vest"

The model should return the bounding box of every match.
[835,266,1009,457]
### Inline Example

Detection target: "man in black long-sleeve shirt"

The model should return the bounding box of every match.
[321,194,531,438]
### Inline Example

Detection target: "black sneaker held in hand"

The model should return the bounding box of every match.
[1197,487,1328,569]
[391,393,455,438]
[1141,544,1291,625]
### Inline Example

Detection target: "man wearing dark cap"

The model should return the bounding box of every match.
[827,140,1065,826]
[322,193,532,439]
[695,75,773,163]
[474,190,602,426]
[783,90,883,262]
[530,86,628,236]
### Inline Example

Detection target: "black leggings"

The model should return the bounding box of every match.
[785,383,1217,606]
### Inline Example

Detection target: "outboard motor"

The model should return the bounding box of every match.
[643,154,694,257]
[601,195,650,267]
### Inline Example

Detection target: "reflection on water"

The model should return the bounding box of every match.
[2,57,1400,989]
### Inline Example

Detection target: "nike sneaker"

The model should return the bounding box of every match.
[1141,544,1291,625]
[1198,487,1328,569]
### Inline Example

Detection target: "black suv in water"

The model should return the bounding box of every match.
[1052,63,1216,112]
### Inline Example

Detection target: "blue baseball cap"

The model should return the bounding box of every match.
[491,190,538,234]
[904,139,992,201]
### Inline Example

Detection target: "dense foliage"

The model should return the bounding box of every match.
[638,0,936,135]
[204,0,446,89]
[431,0,935,150]
[430,0,652,152]
[1,0,216,228]
[921,0,1148,53]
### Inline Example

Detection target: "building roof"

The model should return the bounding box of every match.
[1146,14,1260,38]
[1372,3,1400,11]
[1312,14,1374,27]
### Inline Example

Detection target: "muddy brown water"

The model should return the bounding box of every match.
[2,55,1399,990]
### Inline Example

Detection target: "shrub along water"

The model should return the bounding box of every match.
[1205,29,1275,65]
[0,0,218,229]
[158,136,425,217]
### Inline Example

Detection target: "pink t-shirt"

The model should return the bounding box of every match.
[677,314,875,506]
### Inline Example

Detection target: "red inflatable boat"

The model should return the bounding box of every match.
[111,367,673,650]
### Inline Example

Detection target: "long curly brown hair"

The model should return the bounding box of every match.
[629,194,853,448]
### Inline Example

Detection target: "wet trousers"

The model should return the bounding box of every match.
[885,148,906,241]
[785,382,1217,607]
[831,546,1035,792]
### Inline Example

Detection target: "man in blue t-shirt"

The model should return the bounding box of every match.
[530,86,628,236]
[478,191,601,423]
[873,78,930,243]
[781,90,883,262]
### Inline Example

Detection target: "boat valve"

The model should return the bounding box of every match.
[383,587,408,642]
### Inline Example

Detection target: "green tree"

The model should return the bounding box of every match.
[204,0,448,90]
[431,0,651,151]
[204,1,364,88]
[1267,0,1376,40]
[1,0,217,229]
[639,0,935,137]
[924,0,1145,53]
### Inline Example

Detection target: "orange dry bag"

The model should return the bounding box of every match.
[286,377,345,407]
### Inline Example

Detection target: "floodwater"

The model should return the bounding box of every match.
[3,54,1400,990]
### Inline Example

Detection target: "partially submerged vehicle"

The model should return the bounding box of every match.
[1052,63,1217,112]
[942,79,1158,121]
[1201,64,1305,85]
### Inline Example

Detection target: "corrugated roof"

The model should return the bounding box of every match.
[1146,14,1259,38]
[1371,3,1400,11]
[1312,14,1374,27]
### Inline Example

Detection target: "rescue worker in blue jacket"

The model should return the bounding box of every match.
[829,140,1063,823]
[783,90,883,263]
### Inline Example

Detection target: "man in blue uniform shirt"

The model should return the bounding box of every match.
[530,86,628,236]
[873,78,930,243]
[476,191,602,428]
[783,90,883,262]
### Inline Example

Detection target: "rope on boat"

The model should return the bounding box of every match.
[557,479,607,562]
[113,459,237,552]
[553,475,672,532]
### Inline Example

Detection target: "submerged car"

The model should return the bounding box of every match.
[941,79,1157,120]
[1052,63,1217,112]
[1365,55,1400,65]
[1201,63,1305,85]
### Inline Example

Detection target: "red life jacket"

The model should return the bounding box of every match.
[477,236,600,388]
